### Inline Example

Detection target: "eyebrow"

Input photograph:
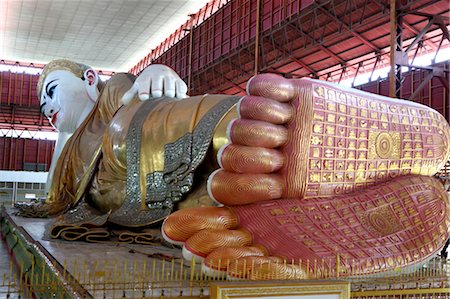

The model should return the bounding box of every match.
[40,102,46,114]
[45,79,57,95]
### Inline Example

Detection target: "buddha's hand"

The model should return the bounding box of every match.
[122,64,188,105]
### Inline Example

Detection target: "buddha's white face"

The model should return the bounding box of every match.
[40,70,94,133]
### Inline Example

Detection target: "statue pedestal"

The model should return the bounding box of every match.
[0,207,200,298]
[1,206,450,299]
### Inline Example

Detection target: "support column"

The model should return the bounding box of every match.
[12,181,17,206]
[389,0,403,98]
[254,0,261,75]
[187,16,195,95]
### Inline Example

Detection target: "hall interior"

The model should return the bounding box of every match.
[1,0,450,298]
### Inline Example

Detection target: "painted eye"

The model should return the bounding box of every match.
[39,102,46,114]
[48,85,56,98]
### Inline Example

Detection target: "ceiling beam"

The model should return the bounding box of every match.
[287,23,346,65]
[261,33,317,76]
[317,6,381,53]
[403,20,438,51]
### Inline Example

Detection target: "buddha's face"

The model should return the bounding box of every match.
[40,70,93,133]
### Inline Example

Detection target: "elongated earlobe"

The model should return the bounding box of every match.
[84,69,99,102]
[85,69,96,85]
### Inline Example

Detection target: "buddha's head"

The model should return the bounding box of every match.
[37,59,100,133]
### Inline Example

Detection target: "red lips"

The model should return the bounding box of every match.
[51,112,58,125]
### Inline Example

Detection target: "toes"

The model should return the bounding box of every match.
[218,144,285,173]
[207,170,283,205]
[203,245,268,275]
[183,229,252,262]
[228,256,308,280]
[238,96,293,124]
[162,207,238,245]
[246,74,296,102]
[206,78,295,207]
[227,119,288,148]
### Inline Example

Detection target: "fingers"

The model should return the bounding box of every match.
[149,76,163,98]
[121,84,138,105]
[161,77,188,99]
[175,79,188,99]
[121,79,157,104]
[134,77,187,101]
[163,76,175,98]
[122,65,189,105]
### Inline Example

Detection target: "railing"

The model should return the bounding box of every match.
[0,256,449,298]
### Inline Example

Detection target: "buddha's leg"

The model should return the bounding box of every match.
[163,175,450,279]
[163,75,449,278]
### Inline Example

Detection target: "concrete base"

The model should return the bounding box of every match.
[0,206,206,299]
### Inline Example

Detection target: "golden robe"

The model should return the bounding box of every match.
[44,74,238,231]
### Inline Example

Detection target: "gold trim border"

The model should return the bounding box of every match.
[352,288,450,297]
[210,280,350,299]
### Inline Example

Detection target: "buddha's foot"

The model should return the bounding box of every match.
[163,175,450,279]
[164,74,450,279]
[208,74,450,204]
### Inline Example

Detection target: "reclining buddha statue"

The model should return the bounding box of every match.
[16,59,450,279]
